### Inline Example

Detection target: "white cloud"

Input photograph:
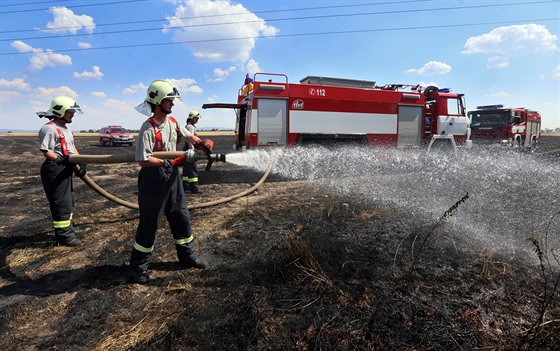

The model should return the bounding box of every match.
[244,59,261,75]
[28,51,72,71]
[35,86,79,100]
[163,0,279,62]
[0,91,22,104]
[491,91,512,98]
[405,61,452,76]
[205,95,219,103]
[10,40,72,71]
[44,7,95,34]
[168,78,202,94]
[418,81,440,89]
[462,24,558,55]
[208,66,236,82]
[73,66,104,80]
[10,40,33,53]
[486,56,510,69]
[0,78,31,91]
[553,65,560,80]
[92,91,106,98]
[78,42,92,49]
[103,99,135,113]
[0,77,31,108]
[123,82,147,95]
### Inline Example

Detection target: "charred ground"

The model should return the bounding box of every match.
[0,134,559,351]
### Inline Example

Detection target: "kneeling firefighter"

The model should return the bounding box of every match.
[130,79,214,284]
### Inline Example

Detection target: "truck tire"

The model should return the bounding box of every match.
[109,138,115,147]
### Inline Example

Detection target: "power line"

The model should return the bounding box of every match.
[2,17,557,56]
[0,0,147,14]
[1,0,73,7]
[1,0,435,32]
[0,0,555,42]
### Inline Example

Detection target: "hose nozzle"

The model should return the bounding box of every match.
[215,153,226,162]
[192,151,226,171]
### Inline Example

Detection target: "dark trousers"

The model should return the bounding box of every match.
[181,142,199,193]
[40,160,76,244]
[130,166,198,271]
[182,161,199,193]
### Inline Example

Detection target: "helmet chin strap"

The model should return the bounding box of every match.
[63,116,72,124]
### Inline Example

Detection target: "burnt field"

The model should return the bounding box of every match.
[0,134,559,351]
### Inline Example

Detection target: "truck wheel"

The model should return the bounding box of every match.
[109,139,115,147]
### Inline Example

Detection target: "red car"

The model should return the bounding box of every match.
[99,126,134,146]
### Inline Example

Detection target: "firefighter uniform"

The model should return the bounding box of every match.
[182,122,199,193]
[39,119,79,245]
[130,116,201,272]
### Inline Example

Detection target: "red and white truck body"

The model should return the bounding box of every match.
[467,105,541,148]
[203,73,472,151]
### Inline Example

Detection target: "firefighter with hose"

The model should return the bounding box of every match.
[131,79,213,284]
[37,96,88,247]
[182,110,202,194]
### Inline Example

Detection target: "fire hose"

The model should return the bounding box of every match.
[69,152,273,210]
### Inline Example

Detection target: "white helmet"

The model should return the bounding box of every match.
[47,96,83,118]
[188,110,201,120]
[144,79,181,105]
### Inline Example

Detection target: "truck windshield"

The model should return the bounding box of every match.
[468,110,510,128]
[110,128,127,133]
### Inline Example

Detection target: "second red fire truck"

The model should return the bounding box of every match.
[467,105,541,148]
[203,73,472,151]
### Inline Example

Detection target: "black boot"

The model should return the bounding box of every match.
[189,183,201,194]
[59,237,82,247]
[182,258,206,269]
[130,268,149,284]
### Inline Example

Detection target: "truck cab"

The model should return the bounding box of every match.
[468,105,541,147]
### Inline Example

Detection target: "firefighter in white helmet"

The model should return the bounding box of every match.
[130,79,213,284]
[37,96,87,246]
[182,110,202,193]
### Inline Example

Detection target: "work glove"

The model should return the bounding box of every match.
[194,139,213,157]
[163,149,195,169]
[163,159,174,169]
[55,155,71,166]
[74,164,87,178]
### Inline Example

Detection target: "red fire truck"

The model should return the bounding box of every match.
[467,105,541,148]
[203,73,472,151]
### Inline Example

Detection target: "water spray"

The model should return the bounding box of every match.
[221,145,560,263]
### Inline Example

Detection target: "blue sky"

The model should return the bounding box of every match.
[1,0,559,132]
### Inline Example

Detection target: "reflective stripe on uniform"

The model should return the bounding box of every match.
[52,219,72,229]
[53,213,73,229]
[133,242,154,253]
[175,236,194,245]
[182,176,198,183]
